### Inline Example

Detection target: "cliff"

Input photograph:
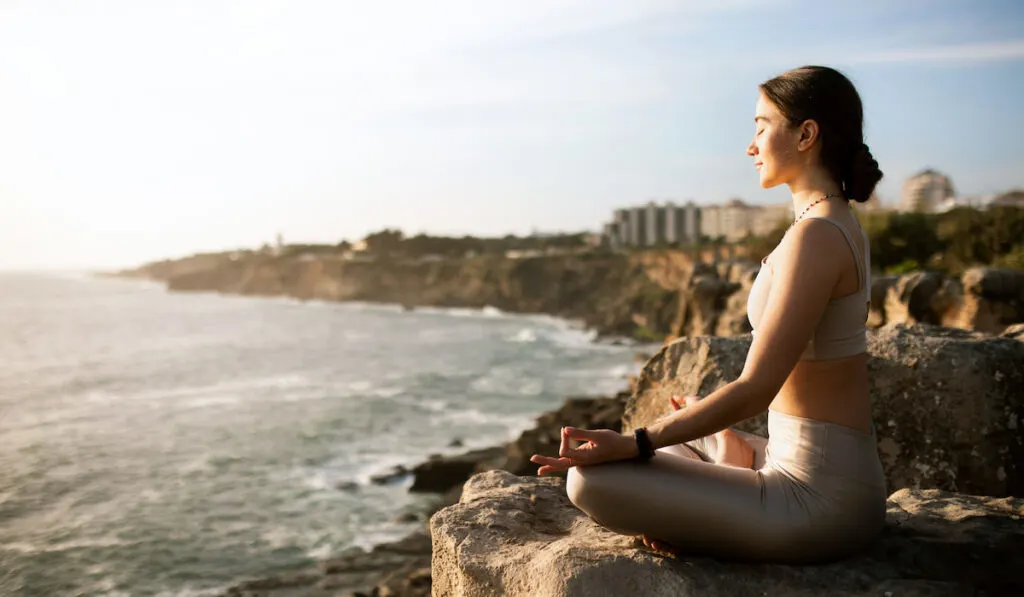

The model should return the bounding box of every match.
[118,251,699,339]
[117,250,1024,340]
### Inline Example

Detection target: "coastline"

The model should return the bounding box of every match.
[214,384,638,597]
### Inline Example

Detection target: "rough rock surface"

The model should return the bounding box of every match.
[950,267,1024,334]
[431,470,1023,597]
[880,268,1024,334]
[623,324,1024,497]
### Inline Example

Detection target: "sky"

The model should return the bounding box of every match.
[2,0,1023,270]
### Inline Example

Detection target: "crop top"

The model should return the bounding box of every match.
[746,216,871,361]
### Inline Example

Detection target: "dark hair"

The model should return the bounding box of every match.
[759,66,882,203]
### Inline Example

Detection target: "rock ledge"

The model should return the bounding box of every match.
[431,470,1022,597]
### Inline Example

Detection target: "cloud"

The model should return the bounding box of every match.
[847,39,1024,65]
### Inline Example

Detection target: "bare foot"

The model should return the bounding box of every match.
[681,396,754,469]
[716,428,755,469]
[637,534,681,557]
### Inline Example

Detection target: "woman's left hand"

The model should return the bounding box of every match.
[530,426,639,475]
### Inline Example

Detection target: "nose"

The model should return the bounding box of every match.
[746,138,757,157]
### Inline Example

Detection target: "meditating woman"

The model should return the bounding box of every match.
[530,65,887,564]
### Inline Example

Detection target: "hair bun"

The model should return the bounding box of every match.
[847,143,882,203]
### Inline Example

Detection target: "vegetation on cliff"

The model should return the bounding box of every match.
[743,205,1024,275]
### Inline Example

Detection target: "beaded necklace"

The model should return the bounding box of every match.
[790,193,846,230]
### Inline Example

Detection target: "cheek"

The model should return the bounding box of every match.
[764,134,792,165]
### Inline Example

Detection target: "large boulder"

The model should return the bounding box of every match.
[944,267,1024,334]
[868,275,899,327]
[622,324,1024,497]
[877,268,1024,334]
[882,271,952,326]
[430,470,1023,597]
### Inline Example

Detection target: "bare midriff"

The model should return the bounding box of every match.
[769,352,873,434]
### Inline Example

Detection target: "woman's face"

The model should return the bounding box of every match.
[746,93,803,189]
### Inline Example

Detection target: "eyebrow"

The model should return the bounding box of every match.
[754,116,770,123]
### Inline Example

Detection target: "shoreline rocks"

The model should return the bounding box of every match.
[213,389,635,597]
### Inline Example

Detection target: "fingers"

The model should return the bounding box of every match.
[530,455,570,467]
[559,426,596,457]
[669,395,699,410]
[530,454,572,476]
[558,425,571,458]
[563,426,602,442]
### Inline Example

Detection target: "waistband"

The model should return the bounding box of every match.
[766,409,884,485]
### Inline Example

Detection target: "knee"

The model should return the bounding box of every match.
[566,465,605,514]
[565,465,639,536]
[565,466,587,509]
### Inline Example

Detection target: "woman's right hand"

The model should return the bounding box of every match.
[669,395,698,411]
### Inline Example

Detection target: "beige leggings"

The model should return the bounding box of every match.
[565,409,888,563]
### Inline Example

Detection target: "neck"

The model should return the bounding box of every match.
[787,170,844,219]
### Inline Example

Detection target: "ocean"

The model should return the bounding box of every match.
[0,273,647,597]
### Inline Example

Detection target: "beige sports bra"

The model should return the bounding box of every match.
[747,216,871,361]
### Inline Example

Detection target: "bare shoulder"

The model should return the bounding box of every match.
[773,218,850,273]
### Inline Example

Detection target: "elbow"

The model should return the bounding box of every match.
[731,376,779,419]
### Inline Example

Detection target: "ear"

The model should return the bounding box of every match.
[797,119,819,151]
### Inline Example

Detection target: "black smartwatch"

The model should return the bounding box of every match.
[633,427,655,461]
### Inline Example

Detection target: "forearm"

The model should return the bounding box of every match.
[645,379,770,450]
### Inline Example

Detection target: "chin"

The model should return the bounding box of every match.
[758,168,787,189]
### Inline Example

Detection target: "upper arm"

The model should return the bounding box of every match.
[737,220,845,400]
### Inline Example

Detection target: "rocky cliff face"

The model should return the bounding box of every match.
[124,251,696,339]
[121,251,1024,340]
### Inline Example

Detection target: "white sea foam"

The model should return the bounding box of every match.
[0,535,132,555]
[508,328,538,343]
[430,408,535,440]
[372,386,405,398]
[347,380,372,393]
[346,525,421,553]
[305,542,334,560]
[180,453,215,475]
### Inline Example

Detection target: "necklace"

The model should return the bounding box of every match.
[791,193,845,229]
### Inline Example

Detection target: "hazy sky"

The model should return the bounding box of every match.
[2,0,1023,270]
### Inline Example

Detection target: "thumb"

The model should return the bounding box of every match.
[564,426,601,442]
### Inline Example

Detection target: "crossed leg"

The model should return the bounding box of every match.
[565,438,783,561]
[638,396,766,554]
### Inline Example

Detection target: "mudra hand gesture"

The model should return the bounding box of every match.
[529,426,640,475]
[529,395,698,475]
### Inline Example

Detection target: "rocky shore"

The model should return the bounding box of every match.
[217,389,632,597]
[220,322,1023,597]
[112,250,1024,340]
